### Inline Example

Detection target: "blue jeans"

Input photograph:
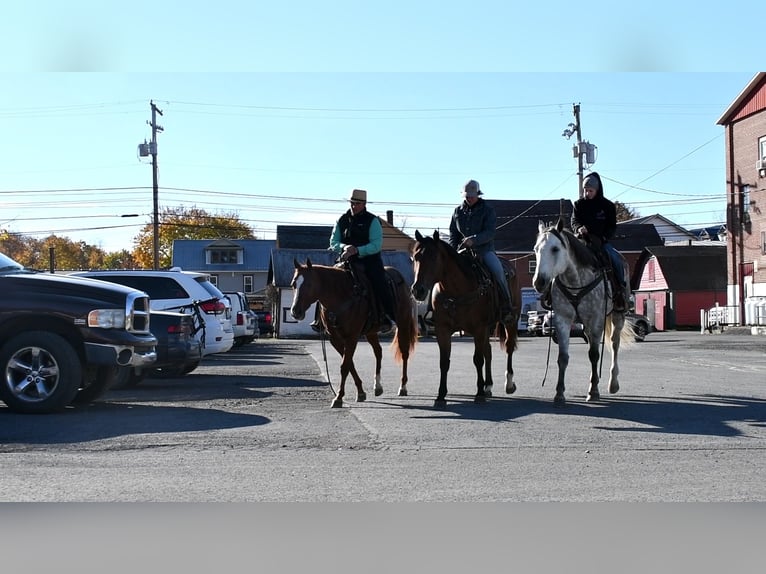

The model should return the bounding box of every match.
[604,243,626,287]
[480,251,511,302]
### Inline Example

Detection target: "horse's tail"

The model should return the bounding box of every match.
[391,287,418,364]
[605,313,636,348]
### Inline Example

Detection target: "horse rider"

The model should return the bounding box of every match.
[448,179,515,323]
[571,171,628,312]
[310,188,397,334]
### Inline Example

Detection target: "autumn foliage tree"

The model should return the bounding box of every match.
[615,201,638,222]
[132,206,256,269]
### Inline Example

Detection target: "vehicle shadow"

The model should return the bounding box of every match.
[373,392,766,439]
[0,403,270,445]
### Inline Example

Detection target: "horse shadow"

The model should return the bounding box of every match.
[371,392,766,439]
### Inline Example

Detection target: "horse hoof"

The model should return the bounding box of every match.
[586,392,600,402]
[474,394,487,404]
[331,398,343,408]
[398,388,407,397]
[609,382,619,394]
[357,392,367,403]
[484,387,493,398]
[374,387,383,397]
[505,383,517,395]
[554,395,566,407]
[433,398,447,409]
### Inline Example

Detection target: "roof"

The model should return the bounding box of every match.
[488,199,574,252]
[276,225,333,250]
[716,73,766,125]
[268,249,415,287]
[612,223,664,251]
[638,245,727,291]
[172,239,276,271]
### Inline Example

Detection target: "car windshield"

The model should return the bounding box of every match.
[0,252,27,273]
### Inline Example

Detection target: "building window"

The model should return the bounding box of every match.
[206,249,242,264]
[209,274,218,287]
[760,136,766,164]
[528,259,537,275]
[742,185,751,214]
[761,231,766,255]
[243,275,253,293]
[648,260,656,282]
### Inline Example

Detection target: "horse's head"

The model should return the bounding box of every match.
[411,230,444,301]
[532,219,570,294]
[289,257,316,320]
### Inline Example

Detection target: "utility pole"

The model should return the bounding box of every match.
[149,101,164,270]
[562,103,596,200]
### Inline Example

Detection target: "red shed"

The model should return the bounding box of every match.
[633,245,727,330]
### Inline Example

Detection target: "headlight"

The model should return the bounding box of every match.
[88,309,126,329]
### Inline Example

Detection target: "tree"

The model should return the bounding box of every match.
[103,249,139,270]
[615,201,638,222]
[132,206,256,269]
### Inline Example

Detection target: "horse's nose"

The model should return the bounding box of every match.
[532,275,547,293]
[290,306,304,321]
[411,284,426,301]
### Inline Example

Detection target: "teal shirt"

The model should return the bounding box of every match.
[330,212,384,258]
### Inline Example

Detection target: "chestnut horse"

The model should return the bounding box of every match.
[410,230,521,408]
[532,219,633,405]
[289,258,417,408]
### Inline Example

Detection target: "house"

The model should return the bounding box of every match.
[716,72,766,325]
[632,245,727,330]
[625,214,696,245]
[171,238,276,297]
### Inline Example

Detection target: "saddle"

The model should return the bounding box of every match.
[335,259,397,326]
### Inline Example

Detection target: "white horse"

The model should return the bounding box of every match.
[532,219,633,405]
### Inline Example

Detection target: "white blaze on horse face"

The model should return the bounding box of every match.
[289,274,306,319]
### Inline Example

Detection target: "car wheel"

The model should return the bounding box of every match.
[0,331,83,414]
[633,321,648,342]
[72,365,120,404]
[111,366,144,389]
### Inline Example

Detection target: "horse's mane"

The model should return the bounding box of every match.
[418,234,476,278]
[549,226,600,269]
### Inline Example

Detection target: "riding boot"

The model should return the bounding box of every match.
[611,278,627,312]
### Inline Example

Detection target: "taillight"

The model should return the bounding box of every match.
[264,312,272,323]
[236,312,244,325]
[167,324,183,334]
[199,299,226,314]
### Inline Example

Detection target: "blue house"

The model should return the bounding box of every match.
[171,238,276,297]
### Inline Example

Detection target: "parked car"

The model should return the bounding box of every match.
[526,310,544,337]
[70,269,234,356]
[626,312,651,342]
[254,308,274,337]
[0,251,157,413]
[543,311,588,343]
[114,310,202,388]
[224,291,257,347]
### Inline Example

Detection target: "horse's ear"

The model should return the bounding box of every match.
[415,230,423,241]
[293,258,301,269]
[432,230,439,241]
[538,220,546,233]
[306,258,313,269]
[555,218,565,232]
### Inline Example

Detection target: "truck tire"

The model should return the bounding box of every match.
[0,331,83,414]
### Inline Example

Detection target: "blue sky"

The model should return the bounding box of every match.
[0,4,759,253]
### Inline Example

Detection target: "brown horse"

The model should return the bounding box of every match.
[289,258,417,408]
[410,230,521,408]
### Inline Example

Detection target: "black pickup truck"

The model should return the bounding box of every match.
[0,252,157,413]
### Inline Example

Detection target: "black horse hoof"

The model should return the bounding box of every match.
[433,398,447,409]
[474,394,487,404]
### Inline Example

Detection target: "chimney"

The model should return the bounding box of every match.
[386,210,394,225]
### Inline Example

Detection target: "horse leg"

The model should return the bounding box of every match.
[607,317,623,395]
[585,335,602,402]
[482,334,494,398]
[554,335,570,406]
[472,334,488,404]
[434,331,452,408]
[331,339,365,408]
[366,333,384,397]
[504,332,516,395]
